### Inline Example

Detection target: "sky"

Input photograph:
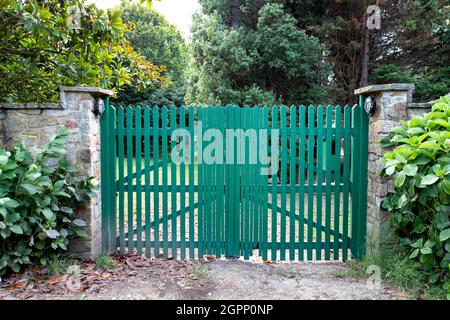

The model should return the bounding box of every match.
[91,0,201,38]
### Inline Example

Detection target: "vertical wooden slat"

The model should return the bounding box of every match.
[161,106,169,257]
[324,106,333,260]
[237,107,243,257]
[298,106,306,260]
[271,106,278,261]
[170,106,177,258]
[352,97,368,259]
[188,107,195,259]
[126,106,134,254]
[359,98,369,259]
[333,106,342,260]
[217,107,224,257]
[180,106,186,259]
[205,107,212,255]
[144,106,151,257]
[153,107,160,257]
[118,107,125,254]
[316,106,324,260]
[289,106,296,260]
[342,105,351,261]
[307,105,315,261]
[135,106,143,256]
[262,106,269,261]
[280,106,287,261]
[253,106,260,257]
[110,105,117,252]
[241,106,251,260]
[197,107,204,258]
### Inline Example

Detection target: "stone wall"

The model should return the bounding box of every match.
[0,87,113,259]
[354,84,433,253]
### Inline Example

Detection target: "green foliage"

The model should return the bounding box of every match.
[94,254,115,271]
[363,245,442,298]
[0,0,168,103]
[187,2,331,106]
[115,1,189,107]
[381,97,450,295]
[0,128,97,276]
[48,254,75,276]
[370,64,415,84]
[415,67,450,101]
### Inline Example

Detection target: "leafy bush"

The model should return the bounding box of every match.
[370,64,415,84]
[381,97,450,292]
[0,128,97,276]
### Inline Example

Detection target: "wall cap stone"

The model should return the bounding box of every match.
[60,86,115,97]
[0,103,62,110]
[354,83,415,95]
[407,102,433,109]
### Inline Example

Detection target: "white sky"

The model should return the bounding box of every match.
[91,0,201,39]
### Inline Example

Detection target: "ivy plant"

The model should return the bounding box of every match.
[0,128,97,275]
[381,96,450,290]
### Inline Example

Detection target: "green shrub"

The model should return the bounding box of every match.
[381,97,450,293]
[370,64,415,84]
[0,128,97,276]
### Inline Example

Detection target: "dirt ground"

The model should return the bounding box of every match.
[0,256,409,300]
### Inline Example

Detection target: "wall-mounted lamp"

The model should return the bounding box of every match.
[364,96,376,116]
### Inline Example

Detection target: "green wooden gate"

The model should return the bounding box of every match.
[101,99,368,261]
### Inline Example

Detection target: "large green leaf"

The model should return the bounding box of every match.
[420,174,439,186]
[10,225,23,235]
[440,229,450,242]
[403,164,418,176]
[395,171,406,188]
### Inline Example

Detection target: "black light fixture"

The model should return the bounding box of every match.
[364,96,376,116]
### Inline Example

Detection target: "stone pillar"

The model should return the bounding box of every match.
[59,87,113,259]
[0,86,114,259]
[354,83,415,253]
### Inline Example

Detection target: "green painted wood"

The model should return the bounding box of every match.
[144,106,151,257]
[161,106,169,257]
[271,106,278,261]
[117,107,125,254]
[205,107,212,255]
[289,106,296,260]
[217,107,224,257]
[253,106,260,257]
[188,106,195,259]
[262,106,269,261]
[235,106,242,257]
[307,105,315,260]
[316,105,324,260]
[100,99,113,253]
[243,106,250,260]
[179,107,187,259]
[325,106,333,260]
[333,106,342,260]
[110,104,118,251]
[170,106,177,258]
[357,96,369,258]
[298,106,306,260]
[135,106,143,255]
[197,107,204,258]
[153,106,160,257]
[126,106,134,254]
[106,103,366,262]
[350,104,361,258]
[342,105,351,261]
[280,106,287,261]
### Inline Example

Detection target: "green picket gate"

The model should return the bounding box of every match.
[100,99,368,261]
